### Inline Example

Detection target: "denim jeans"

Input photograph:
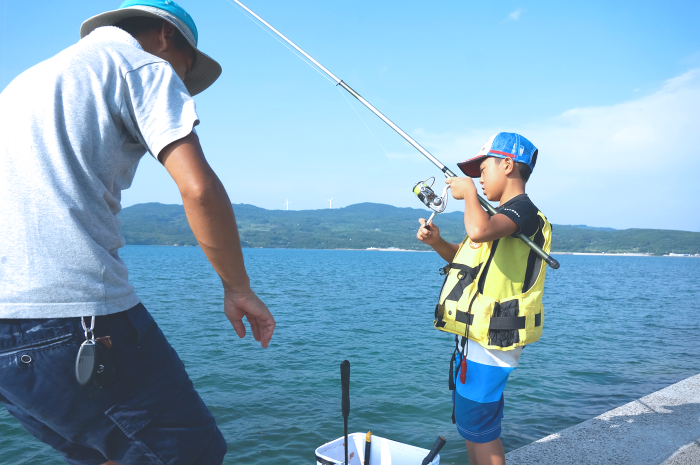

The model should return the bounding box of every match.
[0,303,226,465]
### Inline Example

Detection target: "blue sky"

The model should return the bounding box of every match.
[2,1,699,231]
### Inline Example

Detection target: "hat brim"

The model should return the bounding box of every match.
[457,155,488,178]
[80,8,221,96]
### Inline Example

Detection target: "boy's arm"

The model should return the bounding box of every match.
[417,219,461,262]
[446,177,518,243]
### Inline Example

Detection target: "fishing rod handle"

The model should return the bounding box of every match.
[472,181,560,269]
[516,231,560,269]
[341,360,350,418]
[364,432,372,465]
[421,436,446,465]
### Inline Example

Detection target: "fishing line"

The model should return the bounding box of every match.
[223,0,560,268]
[336,86,401,172]
[227,0,400,173]
[2,0,7,89]
[224,0,335,84]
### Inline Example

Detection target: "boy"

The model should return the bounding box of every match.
[417,132,552,465]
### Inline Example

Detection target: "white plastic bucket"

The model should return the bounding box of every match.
[315,432,439,465]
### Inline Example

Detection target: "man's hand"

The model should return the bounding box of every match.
[224,288,276,348]
[417,218,442,246]
[446,176,477,200]
[161,132,276,348]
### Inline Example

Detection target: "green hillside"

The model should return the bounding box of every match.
[118,202,700,255]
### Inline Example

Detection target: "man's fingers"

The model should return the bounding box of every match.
[231,318,246,339]
[224,290,275,348]
[260,329,273,348]
[248,316,262,341]
[419,218,426,225]
[259,319,275,348]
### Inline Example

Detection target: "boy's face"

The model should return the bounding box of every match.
[478,157,507,201]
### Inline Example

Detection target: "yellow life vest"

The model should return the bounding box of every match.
[434,211,552,351]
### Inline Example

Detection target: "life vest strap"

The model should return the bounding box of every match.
[455,311,474,325]
[489,316,526,330]
[451,311,542,329]
[441,263,479,281]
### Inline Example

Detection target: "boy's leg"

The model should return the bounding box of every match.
[466,442,478,465]
[452,347,510,465]
[465,438,506,465]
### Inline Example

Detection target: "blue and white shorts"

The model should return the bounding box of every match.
[452,338,522,443]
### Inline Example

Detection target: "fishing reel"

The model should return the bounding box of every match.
[413,177,450,226]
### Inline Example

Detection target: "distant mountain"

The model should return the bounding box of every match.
[118,202,700,255]
[565,224,617,231]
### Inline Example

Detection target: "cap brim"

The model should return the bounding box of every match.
[457,155,488,178]
[80,8,222,96]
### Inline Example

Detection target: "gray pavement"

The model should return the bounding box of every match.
[505,373,700,464]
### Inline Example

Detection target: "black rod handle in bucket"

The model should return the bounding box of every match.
[421,436,446,465]
[341,360,350,418]
[341,360,350,464]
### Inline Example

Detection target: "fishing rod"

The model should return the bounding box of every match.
[231,0,560,270]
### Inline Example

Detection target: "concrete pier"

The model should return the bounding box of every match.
[505,373,700,464]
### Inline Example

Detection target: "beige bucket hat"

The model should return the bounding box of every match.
[80,0,222,96]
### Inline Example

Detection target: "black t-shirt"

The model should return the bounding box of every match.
[496,194,540,237]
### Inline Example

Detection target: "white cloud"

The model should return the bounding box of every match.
[417,69,700,231]
[505,8,525,22]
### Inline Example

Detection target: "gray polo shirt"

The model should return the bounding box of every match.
[0,26,199,318]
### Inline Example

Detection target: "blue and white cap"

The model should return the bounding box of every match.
[458,132,538,178]
[80,0,222,96]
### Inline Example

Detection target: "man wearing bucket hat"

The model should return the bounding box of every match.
[0,1,275,464]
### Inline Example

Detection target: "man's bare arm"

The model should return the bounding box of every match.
[160,132,275,347]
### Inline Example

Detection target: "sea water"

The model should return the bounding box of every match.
[1,248,699,464]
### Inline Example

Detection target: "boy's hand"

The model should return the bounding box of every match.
[446,176,476,200]
[417,218,441,246]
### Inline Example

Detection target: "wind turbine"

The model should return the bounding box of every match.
[284,198,291,211]
[327,197,333,209]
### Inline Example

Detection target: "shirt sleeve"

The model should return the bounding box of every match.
[497,197,540,237]
[121,62,199,159]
